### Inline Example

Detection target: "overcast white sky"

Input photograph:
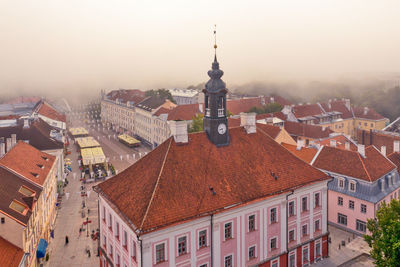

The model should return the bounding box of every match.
[1,0,400,95]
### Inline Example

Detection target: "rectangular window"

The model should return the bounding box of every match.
[339,179,344,189]
[270,208,277,223]
[338,196,343,206]
[199,230,207,248]
[109,214,112,230]
[289,230,295,242]
[270,237,277,250]
[103,235,107,248]
[132,241,137,259]
[302,224,308,236]
[102,206,106,221]
[271,260,278,267]
[302,197,308,212]
[361,204,367,213]
[156,243,165,263]
[315,242,321,257]
[302,247,309,264]
[224,222,232,240]
[109,244,113,257]
[123,231,127,248]
[116,222,120,239]
[248,246,256,259]
[315,193,320,207]
[288,201,295,216]
[178,236,187,255]
[315,220,320,231]
[248,215,255,231]
[289,253,296,267]
[224,255,232,267]
[350,182,356,192]
[338,213,347,225]
[349,200,354,210]
[356,220,367,233]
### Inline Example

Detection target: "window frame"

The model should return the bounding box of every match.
[270,237,278,251]
[248,245,256,260]
[314,192,320,208]
[349,200,355,210]
[302,224,308,237]
[361,204,367,214]
[248,214,256,232]
[270,207,277,224]
[349,181,356,192]
[356,219,367,233]
[198,229,207,249]
[224,222,233,240]
[288,229,295,242]
[288,201,295,217]
[338,213,348,226]
[338,178,345,189]
[338,196,343,206]
[155,242,166,264]
[314,219,320,231]
[177,235,188,256]
[302,196,308,212]
[224,254,233,267]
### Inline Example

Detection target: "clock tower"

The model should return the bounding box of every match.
[203,29,229,146]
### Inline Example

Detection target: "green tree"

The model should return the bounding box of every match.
[364,199,400,267]
[248,102,283,114]
[188,114,204,133]
[145,89,176,104]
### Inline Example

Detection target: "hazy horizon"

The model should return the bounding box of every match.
[2,0,400,98]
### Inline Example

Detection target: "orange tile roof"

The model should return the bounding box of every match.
[320,100,353,119]
[226,97,264,115]
[227,117,241,128]
[0,141,56,186]
[154,107,173,116]
[353,106,385,120]
[284,121,334,139]
[292,104,324,118]
[357,129,400,155]
[106,89,146,104]
[95,126,328,234]
[166,104,203,121]
[37,102,66,123]
[256,112,286,121]
[317,135,358,151]
[312,145,395,182]
[256,123,282,139]
[0,236,24,267]
[281,143,318,163]
[388,152,400,169]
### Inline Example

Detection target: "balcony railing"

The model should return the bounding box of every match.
[218,108,225,117]
[205,108,211,117]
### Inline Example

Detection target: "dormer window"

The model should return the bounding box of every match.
[381,179,385,192]
[9,200,27,214]
[41,156,49,161]
[36,164,44,169]
[338,178,345,189]
[30,172,39,178]
[18,186,35,197]
[349,181,356,192]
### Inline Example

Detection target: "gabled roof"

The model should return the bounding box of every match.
[106,89,146,105]
[312,145,395,182]
[226,97,264,115]
[284,121,334,139]
[353,106,385,120]
[95,126,328,234]
[256,112,286,121]
[387,152,400,169]
[37,101,66,123]
[316,135,358,151]
[0,118,63,150]
[0,166,41,225]
[281,143,318,163]
[165,104,203,121]
[0,141,56,186]
[256,123,282,139]
[154,107,173,117]
[320,100,353,119]
[292,104,324,119]
[0,236,25,266]
[136,96,167,111]
[357,129,400,155]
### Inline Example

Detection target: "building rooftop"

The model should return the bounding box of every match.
[0,141,56,186]
[168,88,199,98]
[357,129,400,155]
[312,145,395,182]
[95,126,328,234]
[281,143,318,163]
[105,89,146,105]
[284,121,334,139]
[292,104,324,118]
[36,101,66,123]
[136,96,168,111]
[162,103,203,121]
[0,236,25,267]
[316,135,358,151]
[353,106,386,120]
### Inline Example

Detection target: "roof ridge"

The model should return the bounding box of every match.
[139,138,172,230]
[357,152,372,182]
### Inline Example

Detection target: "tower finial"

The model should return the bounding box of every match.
[214,24,217,59]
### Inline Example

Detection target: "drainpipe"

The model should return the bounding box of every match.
[139,236,143,267]
[286,190,294,266]
[210,214,214,267]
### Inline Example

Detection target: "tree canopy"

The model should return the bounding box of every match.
[188,114,204,133]
[364,199,400,267]
[145,89,176,104]
[248,102,283,115]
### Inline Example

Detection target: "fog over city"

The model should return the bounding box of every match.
[1,0,400,101]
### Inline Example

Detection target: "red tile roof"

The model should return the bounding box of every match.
[320,100,353,119]
[357,129,400,155]
[317,135,358,151]
[256,123,282,139]
[353,106,385,120]
[95,126,328,234]
[226,97,264,115]
[0,141,56,186]
[281,143,318,163]
[0,115,20,120]
[312,145,395,182]
[0,236,24,267]
[166,104,203,121]
[106,89,146,104]
[387,152,400,170]
[284,121,334,139]
[292,104,324,119]
[37,102,66,123]
[256,112,286,121]
[227,117,241,128]
[154,107,173,117]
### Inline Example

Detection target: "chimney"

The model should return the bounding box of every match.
[270,96,275,103]
[296,139,305,150]
[198,103,203,113]
[345,142,350,150]
[11,134,16,148]
[260,96,265,106]
[330,139,337,147]
[381,146,386,156]
[344,98,351,110]
[240,112,256,134]
[0,143,5,157]
[394,141,400,153]
[169,120,188,144]
[357,144,365,158]
[6,138,12,152]
[23,118,30,128]
[363,107,369,115]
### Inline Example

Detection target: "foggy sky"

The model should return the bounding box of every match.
[1,0,400,97]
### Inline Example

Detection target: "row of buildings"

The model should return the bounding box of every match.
[0,98,67,267]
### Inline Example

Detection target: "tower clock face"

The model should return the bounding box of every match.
[217,123,227,135]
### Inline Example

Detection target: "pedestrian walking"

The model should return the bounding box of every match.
[88,250,91,258]
[65,235,69,245]
[79,227,82,238]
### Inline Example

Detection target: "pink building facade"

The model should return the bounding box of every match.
[98,180,329,267]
